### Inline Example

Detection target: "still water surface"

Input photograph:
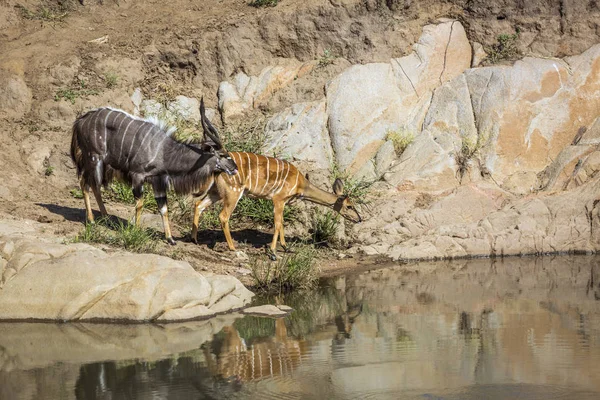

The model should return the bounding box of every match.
[1,255,600,399]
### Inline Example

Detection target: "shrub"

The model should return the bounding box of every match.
[386,128,415,156]
[250,244,318,293]
[221,117,267,154]
[487,33,519,64]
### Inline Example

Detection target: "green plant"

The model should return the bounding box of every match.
[331,163,374,205]
[44,166,54,176]
[233,316,276,342]
[74,217,159,253]
[487,33,519,64]
[104,72,119,89]
[310,209,339,246]
[70,188,83,199]
[15,1,74,23]
[455,132,490,183]
[249,0,278,7]
[250,244,318,293]
[233,197,298,227]
[317,49,335,68]
[106,181,157,213]
[386,128,415,156]
[221,117,267,153]
[54,79,99,104]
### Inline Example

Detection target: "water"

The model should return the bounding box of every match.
[1,255,600,399]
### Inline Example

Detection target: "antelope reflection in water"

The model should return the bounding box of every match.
[204,319,309,383]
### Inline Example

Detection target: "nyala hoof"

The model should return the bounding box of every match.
[167,238,177,246]
[265,247,277,261]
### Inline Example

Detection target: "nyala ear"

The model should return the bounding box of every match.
[305,173,310,181]
[333,178,344,196]
[200,141,217,152]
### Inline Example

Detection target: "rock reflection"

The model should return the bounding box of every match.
[1,255,600,399]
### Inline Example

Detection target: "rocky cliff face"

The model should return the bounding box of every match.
[0,0,599,263]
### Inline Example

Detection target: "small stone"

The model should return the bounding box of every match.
[234,250,249,262]
[338,252,347,260]
[277,305,293,312]
[235,267,251,276]
[242,305,288,317]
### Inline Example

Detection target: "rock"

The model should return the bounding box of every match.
[0,70,32,119]
[277,305,293,312]
[35,100,75,127]
[0,315,239,370]
[0,223,254,322]
[326,20,471,175]
[131,87,143,115]
[218,61,314,122]
[264,101,333,170]
[375,140,397,177]
[19,137,52,176]
[242,305,289,317]
[233,250,249,262]
[471,42,487,67]
[48,56,81,86]
[140,99,164,118]
[168,95,201,122]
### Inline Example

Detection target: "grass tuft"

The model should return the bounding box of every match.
[54,79,99,104]
[104,72,119,89]
[249,0,278,7]
[69,188,83,199]
[310,209,339,246]
[250,244,318,293]
[15,1,75,23]
[74,217,159,253]
[331,163,374,206]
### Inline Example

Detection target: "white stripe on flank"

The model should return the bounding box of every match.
[119,119,135,163]
[260,156,270,194]
[114,112,127,139]
[102,110,114,147]
[92,111,101,149]
[276,162,290,194]
[132,124,155,163]
[245,152,252,189]
[270,158,280,195]
[287,169,299,197]
[126,122,147,164]
[147,135,168,166]
[254,154,260,192]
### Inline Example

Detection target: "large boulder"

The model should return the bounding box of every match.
[0,224,254,322]
[218,61,314,121]
[384,44,600,191]
[263,100,333,170]
[326,20,471,177]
